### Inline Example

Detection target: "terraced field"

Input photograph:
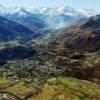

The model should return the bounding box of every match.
[0,77,100,100]
[0,78,33,99]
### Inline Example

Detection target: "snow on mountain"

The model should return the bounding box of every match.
[6,7,32,16]
[77,8,97,17]
[0,5,7,15]
[33,6,98,17]
[31,6,98,29]
[0,5,98,29]
[0,5,31,16]
[0,5,98,17]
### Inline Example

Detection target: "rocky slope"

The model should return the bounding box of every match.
[43,15,100,83]
[48,15,100,51]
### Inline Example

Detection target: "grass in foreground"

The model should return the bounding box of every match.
[30,77,100,100]
[0,78,13,90]
[0,77,100,100]
[5,82,33,99]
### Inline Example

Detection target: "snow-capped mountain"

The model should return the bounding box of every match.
[6,7,30,16]
[0,5,31,16]
[33,6,97,17]
[0,5,97,17]
[0,5,98,29]
[33,7,98,29]
[0,5,7,15]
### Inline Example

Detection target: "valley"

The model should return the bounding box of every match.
[0,5,99,100]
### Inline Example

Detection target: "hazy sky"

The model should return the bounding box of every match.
[0,0,100,11]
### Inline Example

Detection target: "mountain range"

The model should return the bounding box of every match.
[0,5,98,43]
[0,5,100,100]
[0,5,98,30]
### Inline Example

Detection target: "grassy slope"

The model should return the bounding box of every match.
[30,77,100,100]
[0,77,100,100]
[0,78,13,90]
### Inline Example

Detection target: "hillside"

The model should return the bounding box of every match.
[0,10,99,100]
[0,16,40,42]
[48,15,100,51]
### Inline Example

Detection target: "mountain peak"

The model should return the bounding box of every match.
[33,6,98,17]
[91,15,100,21]
[6,7,30,16]
[0,5,98,17]
[80,15,100,29]
[0,4,7,15]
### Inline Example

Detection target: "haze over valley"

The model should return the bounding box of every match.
[0,1,100,99]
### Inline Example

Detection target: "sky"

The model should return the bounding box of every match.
[0,0,100,11]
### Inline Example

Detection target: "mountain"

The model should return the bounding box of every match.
[42,15,100,83]
[48,15,100,52]
[0,5,98,30]
[0,16,41,42]
[0,6,96,17]
[34,7,97,17]
[0,4,7,15]
[0,6,46,31]
[26,6,98,29]
[69,15,100,51]
[80,15,100,29]
[6,13,47,31]
[4,7,47,31]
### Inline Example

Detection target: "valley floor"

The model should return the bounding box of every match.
[0,43,100,100]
